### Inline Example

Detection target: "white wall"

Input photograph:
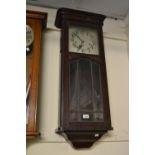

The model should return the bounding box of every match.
[27,5,129,155]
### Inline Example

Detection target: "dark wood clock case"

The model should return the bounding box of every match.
[55,8,113,148]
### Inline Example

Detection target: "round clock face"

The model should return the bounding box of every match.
[26,25,34,55]
[69,25,99,55]
[26,25,34,47]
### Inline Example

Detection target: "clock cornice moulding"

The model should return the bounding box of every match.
[55,8,106,29]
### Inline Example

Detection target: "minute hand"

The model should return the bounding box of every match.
[74,33,84,43]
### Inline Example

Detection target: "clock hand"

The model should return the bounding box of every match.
[77,44,83,51]
[73,33,84,44]
[89,43,94,49]
[77,40,85,51]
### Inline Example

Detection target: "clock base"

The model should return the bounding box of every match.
[56,128,107,149]
[26,131,40,139]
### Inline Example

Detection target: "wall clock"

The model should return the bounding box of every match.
[55,8,113,148]
[26,10,47,139]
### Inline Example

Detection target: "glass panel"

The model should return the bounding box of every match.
[69,61,78,111]
[70,112,78,121]
[78,59,93,111]
[92,62,103,112]
[69,58,104,122]
[94,113,103,121]
[26,52,33,124]
[26,95,30,124]
[26,25,34,124]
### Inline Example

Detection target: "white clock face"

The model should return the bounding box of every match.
[69,25,99,55]
[26,25,34,47]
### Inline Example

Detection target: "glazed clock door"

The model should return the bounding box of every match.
[67,25,106,132]
[69,58,104,122]
[26,11,47,139]
[68,25,104,123]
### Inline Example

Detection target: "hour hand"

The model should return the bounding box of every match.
[74,33,84,43]
[77,41,84,51]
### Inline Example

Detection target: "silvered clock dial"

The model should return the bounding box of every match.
[69,25,99,55]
